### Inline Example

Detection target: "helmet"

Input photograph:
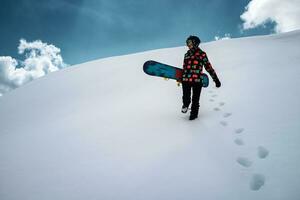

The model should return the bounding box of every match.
[186,35,201,47]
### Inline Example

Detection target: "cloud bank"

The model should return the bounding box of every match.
[240,0,300,33]
[0,39,68,96]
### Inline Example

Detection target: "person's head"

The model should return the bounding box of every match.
[186,35,201,49]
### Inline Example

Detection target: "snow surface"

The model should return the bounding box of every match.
[1,30,300,200]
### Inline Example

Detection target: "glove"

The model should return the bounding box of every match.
[214,78,221,88]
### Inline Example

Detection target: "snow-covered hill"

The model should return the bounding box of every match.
[1,30,300,200]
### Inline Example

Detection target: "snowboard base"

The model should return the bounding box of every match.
[143,60,209,87]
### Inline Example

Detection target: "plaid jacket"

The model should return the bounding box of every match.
[182,47,217,83]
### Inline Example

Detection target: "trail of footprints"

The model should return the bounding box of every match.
[208,89,270,191]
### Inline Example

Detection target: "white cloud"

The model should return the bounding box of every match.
[0,39,68,96]
[214,33,231,41]
[240,0,300,33]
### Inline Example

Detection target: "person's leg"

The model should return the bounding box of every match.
[182,82,192,108]
[190,83,202,118]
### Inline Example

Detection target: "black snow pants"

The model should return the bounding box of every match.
[182,82,202,116]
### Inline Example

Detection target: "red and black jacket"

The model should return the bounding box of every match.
[182,47,218,83]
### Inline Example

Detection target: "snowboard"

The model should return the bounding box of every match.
[143,60,209,87]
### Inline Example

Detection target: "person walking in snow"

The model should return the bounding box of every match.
[181,35,221,120]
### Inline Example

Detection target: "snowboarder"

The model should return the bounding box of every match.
[181,35,221,120]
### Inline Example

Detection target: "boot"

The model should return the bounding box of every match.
[181,105,188,113]
[189,109,198,120]
[189,113,198,120]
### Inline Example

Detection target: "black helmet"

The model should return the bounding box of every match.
[186,35,201,47]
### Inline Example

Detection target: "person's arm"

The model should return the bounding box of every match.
[202,52,221,88]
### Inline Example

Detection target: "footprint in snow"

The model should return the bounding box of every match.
[214,107,221,111]
[223,112,232,118]
[250,174,265,191]
[234,138,244,146]
[257,146,269,159]
[236,157,252,167]
[208,90,214,93]
[220,121,228,126]
[235,128,244,134]
[219,102,225,106]
[209,99,215,102]
[212,94,218,98]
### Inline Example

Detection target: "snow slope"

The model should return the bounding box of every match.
[1,30,300,200]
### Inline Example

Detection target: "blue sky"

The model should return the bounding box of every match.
[0,0,279,65]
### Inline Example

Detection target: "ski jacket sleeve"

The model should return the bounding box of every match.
[201,52,219,81]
